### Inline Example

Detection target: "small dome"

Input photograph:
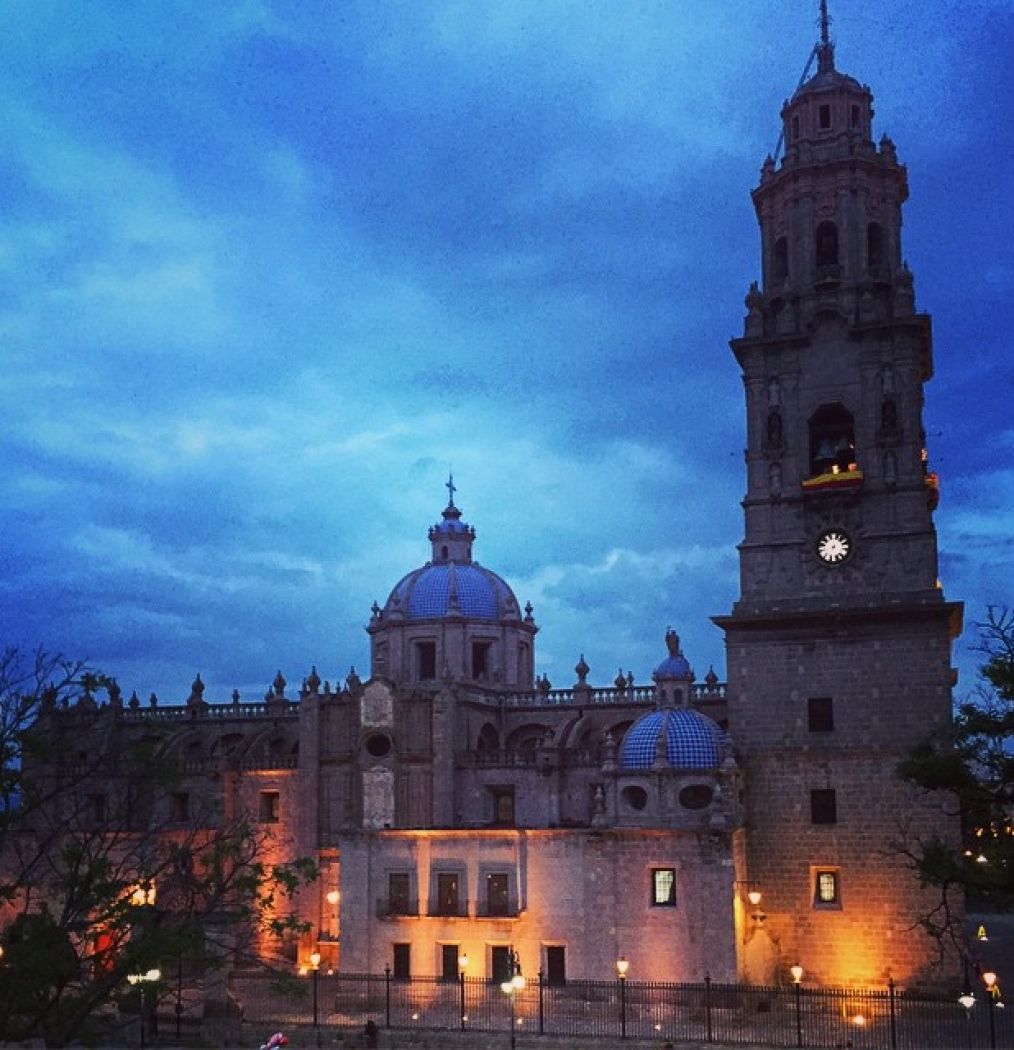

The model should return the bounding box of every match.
[620,708,726,771]
[653,629,693,681]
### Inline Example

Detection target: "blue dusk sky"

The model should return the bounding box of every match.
[1,1,1012,703]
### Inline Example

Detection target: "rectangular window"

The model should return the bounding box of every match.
[90,793,107,823]
[416,641,436,680]
[651,868,677,906]
[171,791,190,822]
[491,945,512,985]
[486,873,511,917]
[441,943,460,981]
[807,697,834,732]
[472,640,492,681]
[491,786,515,826]
[388,872,412,915]
[435,872,461,916]
[259,790,280,823]
[810,788,838,824]
[545,945,566,987]
[819,103,831,129]
[814,869,841,907]
[392,942,411,980]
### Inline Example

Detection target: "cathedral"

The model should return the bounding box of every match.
[16,13,963,992]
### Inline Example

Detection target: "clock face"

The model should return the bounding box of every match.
[816,528,852,564]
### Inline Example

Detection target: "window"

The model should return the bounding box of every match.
[807,697,834,733]
[472,640,492,681]
[388,872,412,915]
[259,790,280,823]
[815,221,839,267]
[485,873,511,917]
[850,104,860,129]
[89,793,106,823]
[441,943,460,981]
[868,222,885,269]
[810,789,838,824]
[545,945,567,987]
[651,868,677,907]
[491,786,515,825]
[491,946,513,985]
[772,236,789,286]
[416,641,436,680]
[819,103,831,129]
[435,872,462,916]
[808,403,856,476]
[814,869,841,907]
[171,792,190,822]
[392,943,411,980]
[791,114,800,141]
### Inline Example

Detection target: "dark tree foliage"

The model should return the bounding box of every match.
[898,608,1014,947]
[0,646,319,1047]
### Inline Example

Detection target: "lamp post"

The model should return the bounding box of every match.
[983,971,998,1050]
[127,968,161,1049]
[616,956,629,1040]
[790,964,803,1048]
[458,952,468,1031]
[309,950,321,1028]
[500,948,525,1050]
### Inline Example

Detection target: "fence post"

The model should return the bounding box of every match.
[538,968,545,1035]
[888,977,897,1050]
[703,973,713,1042]
[384,965,391,1029]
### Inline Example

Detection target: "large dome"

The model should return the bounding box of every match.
[385,562,520,621]
[620,708,727,771]
[380,482,522,622]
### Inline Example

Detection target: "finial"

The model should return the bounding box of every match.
[816,0,835,73]
[446,471,457,508]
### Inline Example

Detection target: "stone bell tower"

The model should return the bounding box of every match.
[714,5,963,988]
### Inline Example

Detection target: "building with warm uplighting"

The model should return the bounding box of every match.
[8,13,963,992]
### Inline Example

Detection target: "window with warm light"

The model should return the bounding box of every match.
[651,867,677,907]
[813,868,841,908]
[259,790,280,823]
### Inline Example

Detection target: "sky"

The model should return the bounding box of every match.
[1,1,1012,705]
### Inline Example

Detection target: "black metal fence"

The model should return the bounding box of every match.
[230,971,1012,1049]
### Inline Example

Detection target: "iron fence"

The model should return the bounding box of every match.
[230,970,1012,1049]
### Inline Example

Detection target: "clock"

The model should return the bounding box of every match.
[816,528,852,564]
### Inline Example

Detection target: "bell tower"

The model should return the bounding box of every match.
[715,6,963,987]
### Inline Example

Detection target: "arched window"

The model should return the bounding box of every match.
[808,404,856,476]
[815,221,839,268]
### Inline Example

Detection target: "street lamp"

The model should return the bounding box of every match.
[616,956,630,1040]
[983,971,998,1050]
[790,964,803,1048]
[458,952,468,1031]
[309,950,321,1028]
[500,948,525,1050]
[127,968,161,1049]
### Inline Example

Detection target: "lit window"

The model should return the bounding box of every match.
[651,868,677,907]
[259,790,280,823]
[491,786,515,825]
[814,869,840,907]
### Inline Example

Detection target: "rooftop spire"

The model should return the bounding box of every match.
[816,0,835,73]
[446,471,457,508]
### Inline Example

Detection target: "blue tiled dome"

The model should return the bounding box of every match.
[386,562,518,621]
[620,709,725,770]
[653,654,692,679]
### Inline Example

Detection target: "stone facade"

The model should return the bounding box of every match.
[8,18,963,995]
